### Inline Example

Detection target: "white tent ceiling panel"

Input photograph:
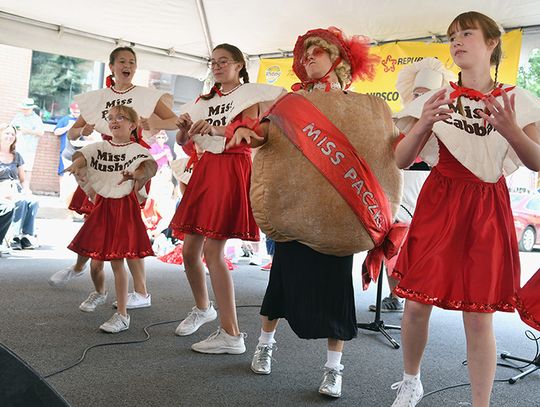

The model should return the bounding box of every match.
[0,15,209,78]
[2,0,540,77]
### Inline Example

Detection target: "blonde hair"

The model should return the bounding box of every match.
[304,37,352,88]
[109,105,139,140]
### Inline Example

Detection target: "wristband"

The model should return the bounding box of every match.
[224,117,261,140]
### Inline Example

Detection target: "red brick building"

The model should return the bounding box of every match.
[1,44,60,194]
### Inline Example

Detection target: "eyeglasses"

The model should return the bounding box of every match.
[209,58,237,68]
[105,115,127,123]
[300,46,328,66]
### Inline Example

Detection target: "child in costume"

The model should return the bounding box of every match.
[49,46,176,314]
[389,11,540,407]
[227,27,402,398]
[64,105,157,333]
[170,43,284,354]
[369,58,456,313]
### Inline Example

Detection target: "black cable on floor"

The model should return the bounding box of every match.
[422,330,540,399]
[43,304,262,379]
[44,310,540,398]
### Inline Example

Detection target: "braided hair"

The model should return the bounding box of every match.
[201,43,249,100]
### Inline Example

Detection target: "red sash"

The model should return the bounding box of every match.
[263,93,406,289]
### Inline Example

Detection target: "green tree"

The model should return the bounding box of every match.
[517,48,540,97]
[29,51,91,118]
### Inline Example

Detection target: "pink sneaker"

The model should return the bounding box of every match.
[260,262,272,271]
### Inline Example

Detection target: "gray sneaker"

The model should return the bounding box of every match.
[368,296,404,313]
[251,344,275,375]
[191,327,246,354]
[79,291,108,312]
[390,376,424,407]
[99,313,130,333]
[175,303,217,336]
[318,367,343,398]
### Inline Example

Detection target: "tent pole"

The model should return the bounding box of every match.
[195,0,214,56]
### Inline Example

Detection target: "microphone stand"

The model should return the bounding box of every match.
[357,263,401,349]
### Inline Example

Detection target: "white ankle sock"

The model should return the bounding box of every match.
[258,329,276,345]
[403,372,420,381]
[325,350,343,370]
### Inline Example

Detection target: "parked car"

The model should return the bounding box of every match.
[510,193,540,252]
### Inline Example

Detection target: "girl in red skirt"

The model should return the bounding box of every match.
[390,12,540,407]
[65,105,157,333]
[170,43,283,354]
[49,46,176,314]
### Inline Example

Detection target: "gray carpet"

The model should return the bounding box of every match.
[1,218,539,407]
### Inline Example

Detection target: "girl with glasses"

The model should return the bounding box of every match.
[170,43,284,354]
[64,105,157,333]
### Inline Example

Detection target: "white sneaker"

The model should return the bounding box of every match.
[48,264,89,287]
[175,303,217,336]
[99,313,130,333]
[191,327,246,354]
[79,291,108,312]
[390,376,424,407]
[249,253,262,266]
[112,292,151,309]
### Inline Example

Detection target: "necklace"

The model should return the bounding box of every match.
[111,84,136,94]
[219,83,242,96]
[108,140,133,147]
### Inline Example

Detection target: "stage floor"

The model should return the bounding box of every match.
[1,216,539,407]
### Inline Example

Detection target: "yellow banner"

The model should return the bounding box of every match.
[257,30,522,112]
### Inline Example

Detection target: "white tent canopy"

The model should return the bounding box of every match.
[2,0,540,79]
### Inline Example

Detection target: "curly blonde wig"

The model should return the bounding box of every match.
[303,37,352,88]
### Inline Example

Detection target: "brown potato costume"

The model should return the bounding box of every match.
[235,28,405,396]
[251,89,402,256]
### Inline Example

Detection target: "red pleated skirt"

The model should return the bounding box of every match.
[68,192,154,260]
[68,186,94,215]
[170,150,259,241]
[392,143,520,313]
[513,269,540,331]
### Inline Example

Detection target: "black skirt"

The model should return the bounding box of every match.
[260,241,357,341]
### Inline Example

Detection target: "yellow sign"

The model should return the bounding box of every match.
[257,30,522,112]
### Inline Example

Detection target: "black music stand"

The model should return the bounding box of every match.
[500,351,540,384]
[357,263,401,349]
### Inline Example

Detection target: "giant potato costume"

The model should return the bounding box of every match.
[251,90,402,256]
